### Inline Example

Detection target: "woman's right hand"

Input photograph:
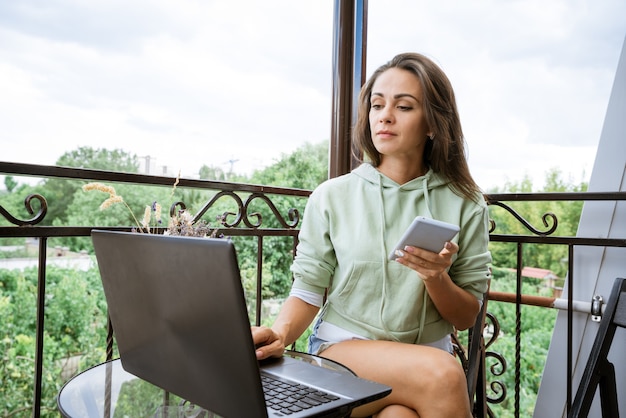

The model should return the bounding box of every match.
[251,326,286,360]
[250,295,321,360]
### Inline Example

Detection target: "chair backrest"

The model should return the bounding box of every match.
[569,277,626,418]
[452,279,491,417]
[467,285,490,417]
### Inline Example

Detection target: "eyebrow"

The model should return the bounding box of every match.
[371,92,420,102]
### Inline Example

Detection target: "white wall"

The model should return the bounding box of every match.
[534,36,626,418]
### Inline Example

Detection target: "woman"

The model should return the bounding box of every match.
[253,52,491,418]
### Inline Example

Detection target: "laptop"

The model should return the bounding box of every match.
[91,230,391,418]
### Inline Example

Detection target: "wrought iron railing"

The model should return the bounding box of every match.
[1,162,312,417]
[485,191,626,417]
[1,161,625,417]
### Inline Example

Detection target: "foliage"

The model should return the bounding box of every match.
[0,183,47,230]
[472,267,559,417]
[3,176,18,193]
[56,147,139,173]
[240,140,328,297]
[198,164,227,181]
[42,147,140,227]
[482,168,586,416]
[0,265,109,417]
[249,141,329,189]
[487,168,586,277]
[112,378,192,417]
[81,181,223,239]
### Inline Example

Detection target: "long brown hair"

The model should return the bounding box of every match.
[353,52,481,201]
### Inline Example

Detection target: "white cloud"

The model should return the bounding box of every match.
[0,0,624,190]
[364,0,624,189]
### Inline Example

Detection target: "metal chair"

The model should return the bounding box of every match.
[568,277,626,418]
[453,284,491,418]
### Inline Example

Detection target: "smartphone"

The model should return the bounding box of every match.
[388,216,460,260]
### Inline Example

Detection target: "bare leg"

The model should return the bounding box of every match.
[374,404,419,417]
[320,339,471,418]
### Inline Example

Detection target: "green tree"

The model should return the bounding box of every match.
[486,267,558,418]
[0,265,108,417]
[487,168,586,277]
[56,147,139,172]
[60,182,181,251]
[484,168,586,416]
[198,164,227,181]
[249,141,329,189]
[239,140,328,298]
[0,183,42,233]
[42,147,140,227]
[3,176,18,193]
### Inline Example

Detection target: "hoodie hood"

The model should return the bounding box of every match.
[352,162,451,219]
[352,162,449,192]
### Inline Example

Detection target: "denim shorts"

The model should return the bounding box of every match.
[308,317,453,354]
[307,317,336,355]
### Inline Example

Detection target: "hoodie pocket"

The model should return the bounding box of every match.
[331,261,383,316]
[329,260,432,334]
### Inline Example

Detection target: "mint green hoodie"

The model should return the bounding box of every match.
[290,163,492,344]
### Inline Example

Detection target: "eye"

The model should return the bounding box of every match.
[371,103,383,110]
[397,106,412,111]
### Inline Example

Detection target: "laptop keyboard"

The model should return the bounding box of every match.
[261,374,341,416]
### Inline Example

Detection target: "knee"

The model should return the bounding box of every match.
[410,349,467,392]
[438,354,467,390]
[375,404,419,418]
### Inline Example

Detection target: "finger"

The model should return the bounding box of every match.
[394,249,425,268]
[256,347,269,360]
[251,326,266,344]
[440,241,458,255]
[256,340,284,360]
[251,326,277,348]
[404,245,441,261]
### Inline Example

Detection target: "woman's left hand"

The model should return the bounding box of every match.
[393,241,458,282]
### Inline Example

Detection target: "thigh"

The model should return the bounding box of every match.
[320,339,467,417]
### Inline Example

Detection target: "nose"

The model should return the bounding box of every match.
[379,107,392,124]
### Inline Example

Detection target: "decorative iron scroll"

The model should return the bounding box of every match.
[242,192,300,228]
[0,190,300,231]
[484,312,507,406]
[171,190,301,229]
[451,310,505,416]
[0,193,48,226]
[486,200,558,236]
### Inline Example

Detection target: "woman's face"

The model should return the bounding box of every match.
[368,67,430,164]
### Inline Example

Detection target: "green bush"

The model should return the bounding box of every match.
[485,266,558,417]
[0,266,109,417]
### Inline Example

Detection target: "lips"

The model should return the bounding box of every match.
[376,130,396,138]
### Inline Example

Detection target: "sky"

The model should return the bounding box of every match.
[1,0,625,191]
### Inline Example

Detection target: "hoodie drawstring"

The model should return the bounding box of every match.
[414,177,433,343]
[377,175,397,340]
